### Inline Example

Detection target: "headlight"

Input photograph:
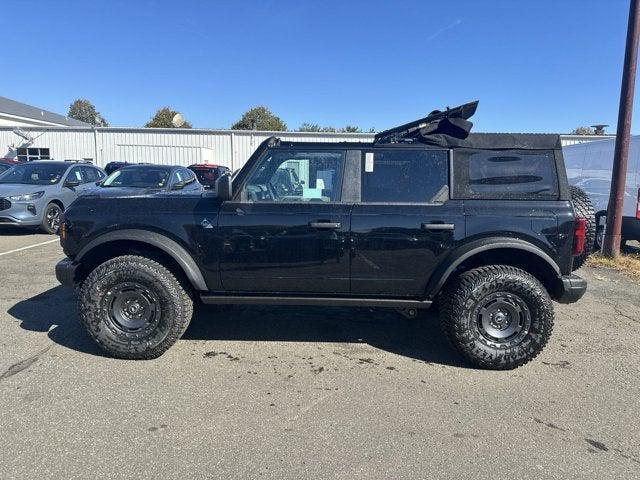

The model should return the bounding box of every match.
[8,191,45,202]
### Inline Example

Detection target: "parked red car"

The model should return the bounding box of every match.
[187,164,230,189]
[0,158,20,175]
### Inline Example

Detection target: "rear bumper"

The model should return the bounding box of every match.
[556,274,587,304]
[55,257,78,288]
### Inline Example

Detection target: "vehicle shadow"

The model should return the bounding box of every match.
[0,226,45,236]
[8,286,467,367]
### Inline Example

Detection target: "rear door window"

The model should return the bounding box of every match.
[453,149,559,199]
[361,149,449,203]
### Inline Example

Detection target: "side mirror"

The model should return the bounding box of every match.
[65,179,81,188]
[215,173,233,201]
[171,181,185,191]
[95,180,104,186]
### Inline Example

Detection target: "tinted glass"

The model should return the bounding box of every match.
[81,166,100,182]
[67,167,83,183]
[361,149,449,203]
[0,164,12,174]
[103,167,171,188]
[453,149,558,199]
[191,167,218,186]
[0,163,68,185]
[181,169,196,182]
[242,150,345,202]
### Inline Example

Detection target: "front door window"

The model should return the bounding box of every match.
[240,150,345,203]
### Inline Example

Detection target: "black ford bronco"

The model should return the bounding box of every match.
[56,102,588,369]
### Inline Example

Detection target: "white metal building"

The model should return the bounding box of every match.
[0,125,615,172]
[0,96,89,128]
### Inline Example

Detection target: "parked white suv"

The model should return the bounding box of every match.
[563,137,640,248]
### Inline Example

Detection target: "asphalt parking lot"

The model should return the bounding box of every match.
[0,230,639,479]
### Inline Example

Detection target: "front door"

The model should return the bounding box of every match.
[218,147,351,293]
[350,148,464,297]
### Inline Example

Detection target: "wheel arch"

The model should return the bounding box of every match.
[47,198,65,210]
[75,229,208,291]
[426,239,562,299]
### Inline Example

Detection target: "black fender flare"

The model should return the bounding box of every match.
[425,238,562,298]
[76,229,208,291]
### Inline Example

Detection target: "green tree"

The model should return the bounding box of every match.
[298,123,337,132]
[145,107,192,128]
[342,125,362,133]
[232,106,287,131]
[68,99,108,126]
[571,126,594,135]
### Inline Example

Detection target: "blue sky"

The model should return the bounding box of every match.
[3,0,633,133]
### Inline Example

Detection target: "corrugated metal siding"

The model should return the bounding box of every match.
[559,134,616,146]
[0,126,612,170]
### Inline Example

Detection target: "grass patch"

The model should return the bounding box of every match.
[587,251,640,279]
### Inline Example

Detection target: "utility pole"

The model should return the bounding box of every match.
[603,0,640,257]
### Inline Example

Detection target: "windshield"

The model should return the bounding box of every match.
[103,167,171,188]
[0,163,67,185]
[0,164,13,174]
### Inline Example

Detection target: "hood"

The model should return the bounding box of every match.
[0,184,52,197]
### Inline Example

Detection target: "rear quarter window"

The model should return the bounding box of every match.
[453,149,559,200]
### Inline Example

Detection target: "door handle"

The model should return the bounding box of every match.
[421,223,455,231]
[309,221,342,230]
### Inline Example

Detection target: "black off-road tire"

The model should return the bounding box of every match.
[40,202,63,234]
[78,255,193,359]
[439,265,554,370]
[570,186,596,271]
[594,224,605,250]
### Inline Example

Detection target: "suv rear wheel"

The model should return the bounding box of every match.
[78,255,193,359]
[440,265,553,370]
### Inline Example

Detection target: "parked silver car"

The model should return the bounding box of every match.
[564,137,640,248]
[0,161,106,233]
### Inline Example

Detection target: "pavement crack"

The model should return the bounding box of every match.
[0,345,52,382]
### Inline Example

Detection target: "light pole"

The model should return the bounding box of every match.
[603,0,640,257]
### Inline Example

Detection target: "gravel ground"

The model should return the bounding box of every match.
[0,231,638,479]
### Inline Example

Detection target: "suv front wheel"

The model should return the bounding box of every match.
[440,265,553,370]
[78,255,193,359]
[41,202,63,234]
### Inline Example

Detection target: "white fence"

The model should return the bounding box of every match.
[0,126,613,171]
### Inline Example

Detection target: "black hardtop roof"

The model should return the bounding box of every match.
[275,100,562,151]
[275,133,562,151]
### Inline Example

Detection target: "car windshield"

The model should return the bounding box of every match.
[102,167,171,188]
[0,163,67,185]
[0,164,13,174]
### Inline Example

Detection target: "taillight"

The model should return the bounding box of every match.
[636,188,640,220]
[572,217,587,256]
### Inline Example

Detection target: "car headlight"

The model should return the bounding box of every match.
[8,191,45,202]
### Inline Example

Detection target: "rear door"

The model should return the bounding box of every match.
[218,147,352,293]
[350,148,464,297]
